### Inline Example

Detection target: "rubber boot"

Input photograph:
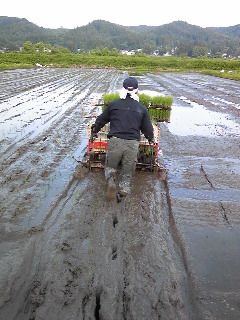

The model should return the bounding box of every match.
[116,189,128,203]
[106,176,117,200]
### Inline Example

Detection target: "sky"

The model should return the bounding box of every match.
[1,0,239,29]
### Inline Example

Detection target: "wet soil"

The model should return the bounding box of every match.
[0,69,240,319]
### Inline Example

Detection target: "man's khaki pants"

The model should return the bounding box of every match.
[105,137,139,194]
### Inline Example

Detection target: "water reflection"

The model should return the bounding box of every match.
[167,98,240,137]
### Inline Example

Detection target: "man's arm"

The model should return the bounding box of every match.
[92,107,110,133]
[140,109,154,141]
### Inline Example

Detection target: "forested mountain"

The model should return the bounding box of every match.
[0,16,240,56]
[0,16,66,50]
[209,25,240,40]
[62,20,147,51]
[128,21,239,56]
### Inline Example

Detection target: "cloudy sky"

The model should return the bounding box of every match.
[1,0,239,29]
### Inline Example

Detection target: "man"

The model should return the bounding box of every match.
[91,77,154,200]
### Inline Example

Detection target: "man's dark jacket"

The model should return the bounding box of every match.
[93,96,154,141]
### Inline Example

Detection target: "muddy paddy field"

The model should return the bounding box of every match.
[0,68,240,320]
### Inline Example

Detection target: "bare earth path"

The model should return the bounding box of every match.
[0,68,239,320]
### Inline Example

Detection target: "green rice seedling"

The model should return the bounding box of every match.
[148,108,171,122]
[138,93,151,108]
[144,145,156,156]
[148,108,156,121]
[165,110,171,122]
[164,96,173,108]
[138,144,156,164]
[158,109,171,122]
[151,95,173,109]
[101,92,120,111]
[102,92,173,121]
[151,96,164,108]
[103,92,120,108]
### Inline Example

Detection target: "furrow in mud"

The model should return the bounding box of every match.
[158,72,240,319]
[149,73,240,116]
[162,176,198,301]
[0,172,193,320]
[0,69,121,235]
[0,68,90,101]
[0,69,119,161]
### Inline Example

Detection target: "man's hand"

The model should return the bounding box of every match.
[148,138,155,144]
[90,124,98,142]
[90,132,98,142]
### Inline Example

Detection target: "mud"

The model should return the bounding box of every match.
[0,69,240,319]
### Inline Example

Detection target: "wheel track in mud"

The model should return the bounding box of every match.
[148,73,240,115]
[0,69,117,166]
[0,69,122,231]
[0,69,125,319]
[0,69,118,160]
[156,70,240,319]
[6,173,194,320]
[161,175,201,315]
[0,72,78,114]
[149,72,240,99]
[0,68,85,101]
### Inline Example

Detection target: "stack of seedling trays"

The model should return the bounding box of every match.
[139,93,173,123]
[137,124,160,167]
[102,92,173,123]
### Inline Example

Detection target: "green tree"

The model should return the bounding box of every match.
[89,47,103,55]
[51,45,70,54]
[102,47,111,56]
[23,41,34,53]
[110,48,119,56]
[35,42,45,52]
[192,46,208,57]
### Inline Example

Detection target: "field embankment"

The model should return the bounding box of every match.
[1,52,240,80]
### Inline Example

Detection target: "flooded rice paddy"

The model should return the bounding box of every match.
[0,68,240,320]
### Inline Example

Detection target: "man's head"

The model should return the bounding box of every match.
[123,77,138,91]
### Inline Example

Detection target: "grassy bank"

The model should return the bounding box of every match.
[0,52,240,80]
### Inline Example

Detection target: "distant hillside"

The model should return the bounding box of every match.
[0,16,66,50]
[63,20,147,51]
[208,25,240,40]
[0,16,240,56]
